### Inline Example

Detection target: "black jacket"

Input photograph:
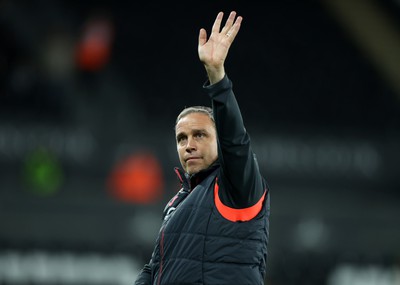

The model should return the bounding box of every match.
[134,75,270,285]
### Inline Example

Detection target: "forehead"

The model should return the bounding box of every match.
[175,112,215,134]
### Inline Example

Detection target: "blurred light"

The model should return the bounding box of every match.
[0,125,96,164]
[328,263,400,285]
[253,136,381,178]
[128,211,161,246]
[0,250,140,285]
[295,217,329,252]
[22,148,64,196]
[107,152,164,204]
[76,14,114,71]
[42,31,75,81]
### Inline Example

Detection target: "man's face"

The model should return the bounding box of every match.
[175,112,218,175]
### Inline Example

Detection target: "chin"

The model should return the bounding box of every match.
[186,169,196,175]
[186,167,198,175]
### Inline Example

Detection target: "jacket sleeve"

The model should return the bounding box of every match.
[204,74,266,208]
[134,263,152,285]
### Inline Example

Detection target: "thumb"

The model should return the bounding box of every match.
[198,28,207,47]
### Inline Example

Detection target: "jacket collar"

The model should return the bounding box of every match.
[174,162,219,191]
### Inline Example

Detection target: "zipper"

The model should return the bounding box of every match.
[157,226,165,285]
[157,167,191,285]
[174,167,192,192]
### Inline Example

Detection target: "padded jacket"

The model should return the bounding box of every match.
[134,75,270,285]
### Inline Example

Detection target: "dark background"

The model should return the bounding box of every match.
[1,0,400,284]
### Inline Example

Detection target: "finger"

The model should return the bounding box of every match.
[226,15,243,39]
[221,11,237,34]
[211,11,224,34]
[198,28,207,46]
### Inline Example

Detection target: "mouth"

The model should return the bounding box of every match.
[185,157,201,162]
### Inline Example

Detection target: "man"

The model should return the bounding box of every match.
[134,11,270,285]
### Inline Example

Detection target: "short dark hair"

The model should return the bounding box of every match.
[175,106,215,130]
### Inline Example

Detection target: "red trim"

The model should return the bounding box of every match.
[174,167,183,183]
[214,181,266,222]
[167,194,179,206]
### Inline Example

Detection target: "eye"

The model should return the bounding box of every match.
[177,135,187,143]
[194,132,205,138]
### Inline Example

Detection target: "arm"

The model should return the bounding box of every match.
[199,12,266,208]
[134,263,152,285]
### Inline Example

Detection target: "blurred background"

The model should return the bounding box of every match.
[1,0,400,284]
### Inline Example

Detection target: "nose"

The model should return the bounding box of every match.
[186,136,196,152]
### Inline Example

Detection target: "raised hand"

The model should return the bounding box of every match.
[198,11,243,84]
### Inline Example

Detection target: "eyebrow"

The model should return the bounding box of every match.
[176,132,185,140]
[176,128,209,138]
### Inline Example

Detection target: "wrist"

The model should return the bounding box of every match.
[206,66,225,85]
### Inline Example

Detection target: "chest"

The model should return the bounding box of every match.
[162,181,215,234]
